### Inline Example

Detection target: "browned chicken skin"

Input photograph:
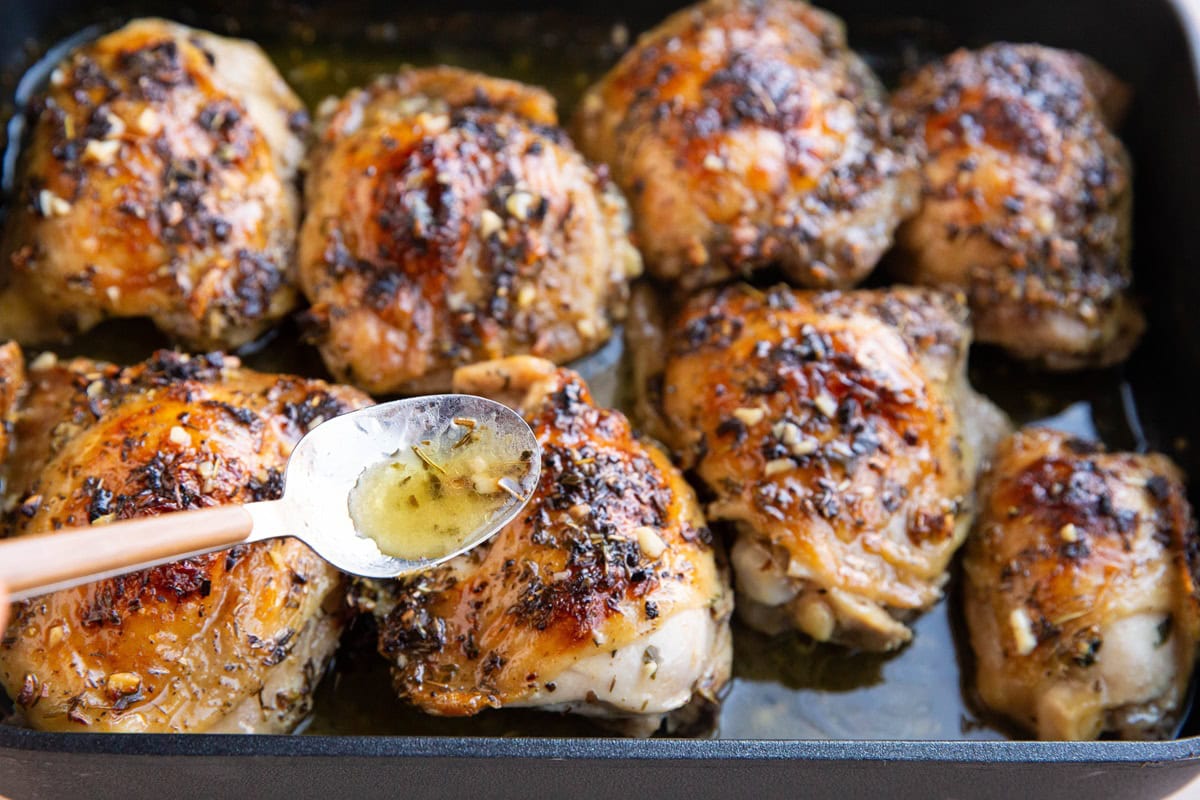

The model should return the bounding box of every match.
[0,350,370,732]
[575,0,919,290]
[0,19,306,351]
[660,285,1008,651]
[299,67,641,395]
[965,428,1200,740]
[369,357,731,733]
[0,342,23,473]
[892,44,1142,369]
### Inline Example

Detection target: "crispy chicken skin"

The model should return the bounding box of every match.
[891,44,1143,369]
[0,19,305,351]
[574,0,919,290]
[299,67,641,395]
[661,285,1008,651]
[0,342,23,470]
[369,356,731,733]
[0,351,370,732]
[964,428,1200,740]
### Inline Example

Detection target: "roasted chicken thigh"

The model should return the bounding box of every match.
[892,44,1142,369]
[964,428,1199,740]
[575,0,918,290]
[0,19,306,351]
[369,356,731,733]
[300,67,640,395]
[661,285,1008,651]
[0,350,369,732]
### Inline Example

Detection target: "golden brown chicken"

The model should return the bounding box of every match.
[368,356,731,734]
[964,428,1199,740]
[0,18,306,351]
[0,350,370,732]
[0,342,22,472]
[299,67,641,395]
[891,44,1143,369]
[574,0,918,290]
[660,285,1008,651]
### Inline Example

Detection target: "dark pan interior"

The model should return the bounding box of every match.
[2,0,1200,790]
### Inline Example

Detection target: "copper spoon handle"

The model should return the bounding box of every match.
[0,505,260,602]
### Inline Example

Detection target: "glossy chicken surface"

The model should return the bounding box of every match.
[0,351,370,732]
[0,18,305,351]
[0,342,22,470]
[661,285,1008,651]
[892,44,1142,369]
[964,428,1199,740]
[575,0,918,290]
[300,67,641,395]
[369,356,731,733]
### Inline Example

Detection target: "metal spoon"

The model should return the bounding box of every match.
[0,395,541,602]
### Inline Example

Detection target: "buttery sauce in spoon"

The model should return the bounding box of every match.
[348,417,537,561]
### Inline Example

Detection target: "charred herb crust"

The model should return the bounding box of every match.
[378,370,711,705]
[4,351,360,621]
[894,43,1132,316]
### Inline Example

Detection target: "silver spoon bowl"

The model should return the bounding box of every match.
[254,394,542,578]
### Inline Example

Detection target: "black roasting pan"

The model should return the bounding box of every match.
[3,0,1200,797]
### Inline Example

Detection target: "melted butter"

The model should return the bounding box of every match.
[348,418,533,561]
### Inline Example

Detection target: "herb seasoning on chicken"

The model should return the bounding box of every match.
[964,428,1200,740]
[575,0,919,290]
[0,350,370,732]
[892,44,1143,369]
[0,341,22,474]
[366,356,731,735]
[0,19,306,350]
[660,284,1008,651]
[299,67,641,395]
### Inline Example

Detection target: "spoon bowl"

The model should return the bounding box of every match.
[258,394,542,578]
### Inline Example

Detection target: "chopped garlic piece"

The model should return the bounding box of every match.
[37,190,71,217]
[621,241,644,278]
[576,318,597,339]
[135,108,161,135]
[1010,608,1038,656]
[505,191,537,221]
[84,138,121,164]
[29,352,58,370]
[47,624,68,647]
[732,407,764,426]
[106,672,142,697]
[790,437,818,456]
[813,391,837,419]
[479,208,503,237]
[635,526,667,559]
[516,285,536,308]
[764,457,795,477]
